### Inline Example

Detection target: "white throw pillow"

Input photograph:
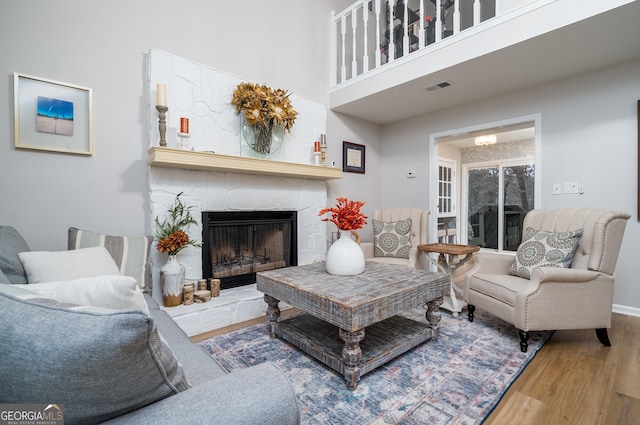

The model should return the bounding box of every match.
[18,246,121,283]
[13,275,148,312]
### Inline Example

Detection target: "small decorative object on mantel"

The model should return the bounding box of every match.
[319,197,368,276]
[156,83,168,147]
[231,82,298,156]
[320,134,328,166]
[155,192,202,307]
[177,116,190,149]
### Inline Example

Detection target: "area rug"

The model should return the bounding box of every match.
[198,309,551,425]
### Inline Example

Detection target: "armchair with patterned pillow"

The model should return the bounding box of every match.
[359,208,430,269]
[463,208,630,352]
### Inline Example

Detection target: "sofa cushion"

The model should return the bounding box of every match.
[373,218,412,259]
[0,226,31,284]
[0,285,190,425]
[13,275,148,312]
[509,227,583,279]
[18,246,121,283]
[68,227,153,289]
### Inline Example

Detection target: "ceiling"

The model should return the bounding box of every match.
[329,1,640,125]
[438,121,535,149]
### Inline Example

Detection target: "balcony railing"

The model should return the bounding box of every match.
[330,0,497,87]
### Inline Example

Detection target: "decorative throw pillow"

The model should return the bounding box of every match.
[68,227,153,289]
[0,226,31,284]
[373,218,413,259]
[509,227,583,279]
[0,286,189,424]
[13,275,148,312]
[18,246,121,284]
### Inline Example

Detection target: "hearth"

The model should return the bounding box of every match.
[201,211,297,290]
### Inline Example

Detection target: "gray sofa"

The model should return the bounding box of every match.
[0,226,300,425]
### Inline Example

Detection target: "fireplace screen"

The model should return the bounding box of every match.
[202,211,297,290]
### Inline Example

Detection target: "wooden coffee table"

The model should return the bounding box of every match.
[256,262,449,389]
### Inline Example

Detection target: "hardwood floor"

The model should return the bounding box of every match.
[485,313,640,424]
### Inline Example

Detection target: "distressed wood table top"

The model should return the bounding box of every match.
[417,243,480,256]
[256,262,449,332]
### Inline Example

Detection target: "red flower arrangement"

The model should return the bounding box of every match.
[318,197,368,231]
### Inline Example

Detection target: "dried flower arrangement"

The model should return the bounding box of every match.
[155,192,202,255]
[319,197,368,231]
[231,82,298,132]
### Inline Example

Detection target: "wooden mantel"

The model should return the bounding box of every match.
[148,147,342,180]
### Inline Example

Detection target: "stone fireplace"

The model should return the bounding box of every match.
[146,50,334,336]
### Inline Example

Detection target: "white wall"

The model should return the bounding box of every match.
[326,112,383,243]
[379,59,640,311]
[0,0,355,250]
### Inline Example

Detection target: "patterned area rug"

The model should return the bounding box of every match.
[198,309,551,425]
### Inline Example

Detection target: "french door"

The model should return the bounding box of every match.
[465,161,534,251]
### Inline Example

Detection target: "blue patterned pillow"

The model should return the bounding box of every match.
[373,218,412,259]
[509,227,583,279]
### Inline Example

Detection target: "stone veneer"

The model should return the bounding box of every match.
[147,49,329,336]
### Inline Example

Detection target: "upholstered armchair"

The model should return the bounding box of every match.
[360,208,430,269]
[463,208,630,352]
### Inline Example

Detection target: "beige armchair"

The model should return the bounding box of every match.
[360,208,430,269]
[463,208,630,352]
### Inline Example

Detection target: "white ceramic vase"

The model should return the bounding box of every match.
[160,254,185,307]
[326,230,365,276]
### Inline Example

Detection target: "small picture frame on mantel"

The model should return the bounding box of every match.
[343,141,365,174]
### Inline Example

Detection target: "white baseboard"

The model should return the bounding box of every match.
[613,304,640,317]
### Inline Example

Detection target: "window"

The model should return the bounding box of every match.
[465,160,534,251]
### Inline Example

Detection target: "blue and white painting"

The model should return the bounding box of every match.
[37,96,74,136]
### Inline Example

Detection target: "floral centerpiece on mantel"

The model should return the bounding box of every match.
[319,197,368,276]
[231,82,298,155]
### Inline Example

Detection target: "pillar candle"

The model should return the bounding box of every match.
[180,117,189,134]
[314,141,320,152]
[156,84,167,106]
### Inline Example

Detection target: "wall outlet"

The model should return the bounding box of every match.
[553,183,561,195]
[564,182,579,194]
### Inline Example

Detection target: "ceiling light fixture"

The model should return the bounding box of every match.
[475,135,497,146]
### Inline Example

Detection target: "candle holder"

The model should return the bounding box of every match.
[177,132,191,150]
[156,105,168,147]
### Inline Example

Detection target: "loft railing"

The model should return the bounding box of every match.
[330,0,497,87]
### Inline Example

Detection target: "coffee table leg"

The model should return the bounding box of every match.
[426,296,443,335]
[264,294,280,338]
[339,328,365,390]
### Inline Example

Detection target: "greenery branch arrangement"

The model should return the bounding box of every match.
[319,197,368,231]
[155,192,202,256]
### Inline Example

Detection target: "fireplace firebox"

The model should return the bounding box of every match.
[201,211,297,290]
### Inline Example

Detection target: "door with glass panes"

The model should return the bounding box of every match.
[466,161,534,251]
[437,159,457,243]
